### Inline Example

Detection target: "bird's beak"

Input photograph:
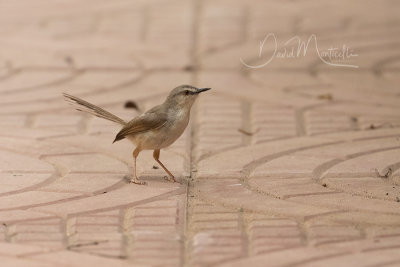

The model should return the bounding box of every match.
[196,88,211,94]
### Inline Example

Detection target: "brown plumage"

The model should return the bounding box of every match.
[63,93,126,125]
[113,108,168,143]
[63,85,211,184]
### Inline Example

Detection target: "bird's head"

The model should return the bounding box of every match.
[166,85,211,109]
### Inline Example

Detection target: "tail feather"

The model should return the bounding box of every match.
[63,93,126,125]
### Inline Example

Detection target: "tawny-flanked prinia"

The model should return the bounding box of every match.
[63,85,210,185]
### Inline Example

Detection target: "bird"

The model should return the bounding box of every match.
[63,85,211,185]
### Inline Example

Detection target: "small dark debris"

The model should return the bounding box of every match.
[13,174,22,176]
[386,193,389,195]
[152,165,159,169]
[396,197,400,202]
[322,183,327,187]
[368,123,393,130]
[183,65,195,71]
[68,241,102,249]
[124,100,139,110]
[103,191,107,194]
[238,128,260,136]
[317,93,333,101]
[2,223,7,227]
[64,56,74,65]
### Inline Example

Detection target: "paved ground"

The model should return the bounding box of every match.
[0,0,400,266]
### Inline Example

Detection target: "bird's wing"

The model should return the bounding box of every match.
[113,110,168,143]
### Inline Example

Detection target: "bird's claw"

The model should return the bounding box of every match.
[129,178,147,185]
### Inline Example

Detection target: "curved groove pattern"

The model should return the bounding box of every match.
[0,0,400,266]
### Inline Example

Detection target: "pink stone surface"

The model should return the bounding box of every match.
[0,0,400,266]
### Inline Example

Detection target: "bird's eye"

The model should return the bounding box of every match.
[185,90,190,95]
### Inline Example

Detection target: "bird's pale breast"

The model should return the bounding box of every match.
[127,108,190,150]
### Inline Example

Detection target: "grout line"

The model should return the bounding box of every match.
[295,107,307,136]
[241,100,253,145]
[239,210,250,258]
[119,207,133,260]
[184,0,203,266]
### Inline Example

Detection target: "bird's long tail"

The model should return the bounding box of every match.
[63,93,126,125]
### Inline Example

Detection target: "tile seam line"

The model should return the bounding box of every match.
[184,0,202,266]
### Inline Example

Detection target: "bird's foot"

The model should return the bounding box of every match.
[129,177,147,185]
[164,175,176,183]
